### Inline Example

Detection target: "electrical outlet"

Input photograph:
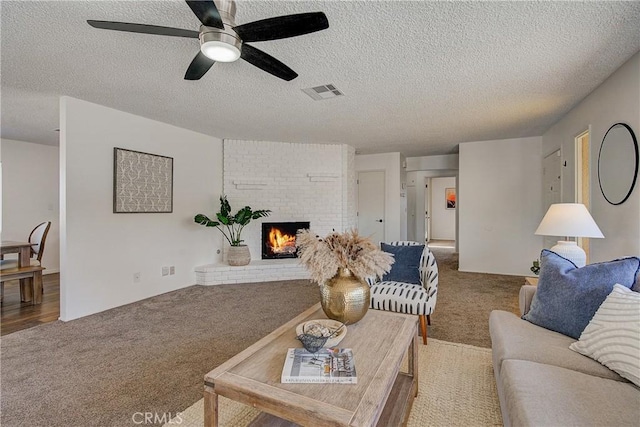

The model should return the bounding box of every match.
[162,267,169,276]
[133,272,141,283]
[169,266,175,275]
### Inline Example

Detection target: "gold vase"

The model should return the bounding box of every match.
[320,268,370,325]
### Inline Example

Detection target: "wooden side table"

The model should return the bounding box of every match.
[525,277,538,286]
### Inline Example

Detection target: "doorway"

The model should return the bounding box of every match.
[542,149,562,249]
[357,170,385,244]
[428,177,457,247]
[424,177,430,243]
[575,129,591,262]
[407,180,416,241]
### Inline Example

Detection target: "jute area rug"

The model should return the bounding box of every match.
[165,339,502,427]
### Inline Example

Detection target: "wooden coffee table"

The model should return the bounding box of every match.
[204,303,418,426]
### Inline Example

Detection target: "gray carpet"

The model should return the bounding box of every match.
[429,249,522,347]
[0,249,521,427]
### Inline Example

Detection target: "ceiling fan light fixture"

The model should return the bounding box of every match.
[200,30,241,62]
[201,41,240,62]
[88,0,329,80]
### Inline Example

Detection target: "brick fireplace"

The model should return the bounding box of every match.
[194,140,356,286]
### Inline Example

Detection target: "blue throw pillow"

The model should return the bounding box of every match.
[523,249,640,339]
[381,243,423,285]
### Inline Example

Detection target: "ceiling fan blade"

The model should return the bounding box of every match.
[241,44,297,81]
[234,12,329,42]
[184,51,215,80]
[185,0,224,29]
[87,20,199,38]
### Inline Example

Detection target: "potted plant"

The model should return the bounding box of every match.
[530,259,540,275]
[195,195,271,266]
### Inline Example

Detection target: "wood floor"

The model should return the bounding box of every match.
[1,273,60,336]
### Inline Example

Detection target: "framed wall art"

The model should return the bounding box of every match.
[445,188,456,209]
[113,147,173,213]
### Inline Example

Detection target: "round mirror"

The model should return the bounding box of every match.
[597,123,639,205]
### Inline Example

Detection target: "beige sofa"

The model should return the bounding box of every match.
[489,285,640,426]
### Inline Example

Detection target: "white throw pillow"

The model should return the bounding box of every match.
[570,284,640,386]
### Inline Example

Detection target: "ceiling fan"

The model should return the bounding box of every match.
[87,0,329,81]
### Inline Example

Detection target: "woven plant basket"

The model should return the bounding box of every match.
[228,245,251,266]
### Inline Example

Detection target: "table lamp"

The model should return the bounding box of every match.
[535,203,604,267]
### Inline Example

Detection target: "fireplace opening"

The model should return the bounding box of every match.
[262,222,310,259]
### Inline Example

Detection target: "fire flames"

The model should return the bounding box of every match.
[268,227,297,254]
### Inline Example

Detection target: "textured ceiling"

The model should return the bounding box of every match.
[2,1,639,157]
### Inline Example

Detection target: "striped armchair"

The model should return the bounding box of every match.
[368,241,438,344]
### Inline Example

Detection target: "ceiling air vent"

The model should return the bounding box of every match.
[302,84,344,101]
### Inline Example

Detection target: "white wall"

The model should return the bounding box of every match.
[355,152,404,242]
[431,177,456,240]
[222,140,356,260]
[459,137,543,276]
[406,154,459,172]
[543,52,640,261]
[60,97,223,321]
[342,145,357,233]
[1,139,60,273]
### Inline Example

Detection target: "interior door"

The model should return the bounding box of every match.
[424,178,431,243]
[575,130,591,261]
[407,183,416,241]
[542,150,562,249]
[357,171,385,243]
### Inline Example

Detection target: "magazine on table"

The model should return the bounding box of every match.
[281,347,357,384]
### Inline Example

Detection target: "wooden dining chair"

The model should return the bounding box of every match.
[28,221,51,266]
[0,221,51,265]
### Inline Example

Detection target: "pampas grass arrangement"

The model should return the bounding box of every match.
[296,229,394,284]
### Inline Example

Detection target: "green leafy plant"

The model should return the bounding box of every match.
[194,195,271,246]
[530,259,540,275]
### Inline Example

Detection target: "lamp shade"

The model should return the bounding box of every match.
[535,203,604,238]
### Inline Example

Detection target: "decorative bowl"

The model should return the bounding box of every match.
[295,319,347,349]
